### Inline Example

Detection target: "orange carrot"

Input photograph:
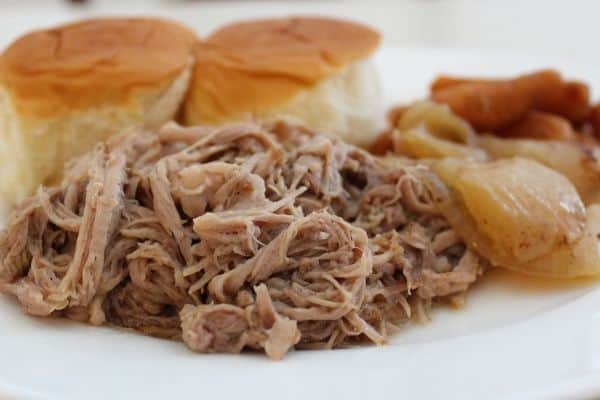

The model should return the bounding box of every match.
[430,70,589,129]
[537,81,590,123]
[500,111,575,141]
[430,75,497,92]
[370,130,394,155]
[589,103,600,140]
[431,70,563,131]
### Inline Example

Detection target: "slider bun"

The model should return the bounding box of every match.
[183,16,383,147]
[0,17,197,209]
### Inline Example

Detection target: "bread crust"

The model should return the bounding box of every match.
[0,17,197,118]
[183,17,380,125]
[0,17,197,209]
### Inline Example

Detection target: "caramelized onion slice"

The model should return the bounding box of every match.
[392,101,483,160]
[394,127,486,161]
[478,135,600,204]
[397,101,477,144]
[426,157,599,277]
[517,204,600,278]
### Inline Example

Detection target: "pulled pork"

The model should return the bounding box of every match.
[0,121,484,359]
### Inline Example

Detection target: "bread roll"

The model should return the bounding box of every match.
[0,17,197,209]
[182,17,382,147]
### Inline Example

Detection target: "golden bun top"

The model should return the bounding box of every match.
[0,17,197,117]
[184,16,381,125]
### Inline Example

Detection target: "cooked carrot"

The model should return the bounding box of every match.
[430,76,497,92]
[370,130,394,155]
[431,71,561,131]
[430,70,561,93]
[537,81,590,123]
[430,70,590,129]
[574,131,599,147]
[500,111,576,141]
[589,103,600,140]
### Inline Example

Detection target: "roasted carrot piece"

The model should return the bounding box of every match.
[370,130,394,155]
[430,76,497,92]
[500,111,576,141]
[431,70,590,128]
[537,81,590,123]
[431,70,564,131]
[589,103,600,140]
[574,131,599,147]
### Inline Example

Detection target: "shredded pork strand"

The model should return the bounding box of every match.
[0,121,484,359]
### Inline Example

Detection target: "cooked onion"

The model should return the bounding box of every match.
[397,101,477,144]
[394,127,486,161]
[393,101,484,160]
[478,135,600,204]
[426,157,600,277]
[517,204,600,278]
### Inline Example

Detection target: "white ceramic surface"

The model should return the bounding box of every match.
[1,0,600,65]
[1,47,600,400]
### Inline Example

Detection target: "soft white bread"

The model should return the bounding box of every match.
[182,17,382,147]
[0,17,197,209]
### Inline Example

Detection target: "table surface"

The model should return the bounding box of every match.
[0,0,598,66]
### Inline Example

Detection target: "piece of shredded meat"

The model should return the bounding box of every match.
[0,120,484,359]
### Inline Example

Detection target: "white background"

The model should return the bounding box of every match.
[0,0,598,66]
[1,2,600,399]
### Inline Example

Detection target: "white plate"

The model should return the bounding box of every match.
[2,46,600,400]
